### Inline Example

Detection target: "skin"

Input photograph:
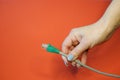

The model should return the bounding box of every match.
[62,0,120,67]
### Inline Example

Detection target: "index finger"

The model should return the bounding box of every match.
[62,34,73,54]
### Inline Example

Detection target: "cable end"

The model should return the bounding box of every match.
[41,43,48,49]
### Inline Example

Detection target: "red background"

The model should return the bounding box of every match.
[0,0,120,80]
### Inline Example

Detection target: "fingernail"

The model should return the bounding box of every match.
[72,62,76,66]
[64,61,68,67]
[67,54,74,61]
[76,63,81,68]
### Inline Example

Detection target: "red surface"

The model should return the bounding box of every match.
[0,0,120,80]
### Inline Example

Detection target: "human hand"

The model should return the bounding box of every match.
[62,22,114,67]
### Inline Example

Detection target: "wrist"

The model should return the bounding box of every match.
[95,19,116,40]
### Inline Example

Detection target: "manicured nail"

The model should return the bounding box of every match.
[67,54,74,61]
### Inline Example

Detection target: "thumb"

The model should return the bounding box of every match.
[67,42,88,61]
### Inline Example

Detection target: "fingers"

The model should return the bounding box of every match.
[62,51,88,67]
[61,35,79,66]
[61,55,68,66]
[76,51,87,68]
[81,51,87,65]
[67,40,88,61]
[62,34,80,54]
[62,34,73,54]
[62,30,88,67]
[71,61,76,66]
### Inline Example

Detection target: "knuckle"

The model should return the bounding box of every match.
[62,41,69,48]
[71,28,77,33]
[62,42,67,47]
